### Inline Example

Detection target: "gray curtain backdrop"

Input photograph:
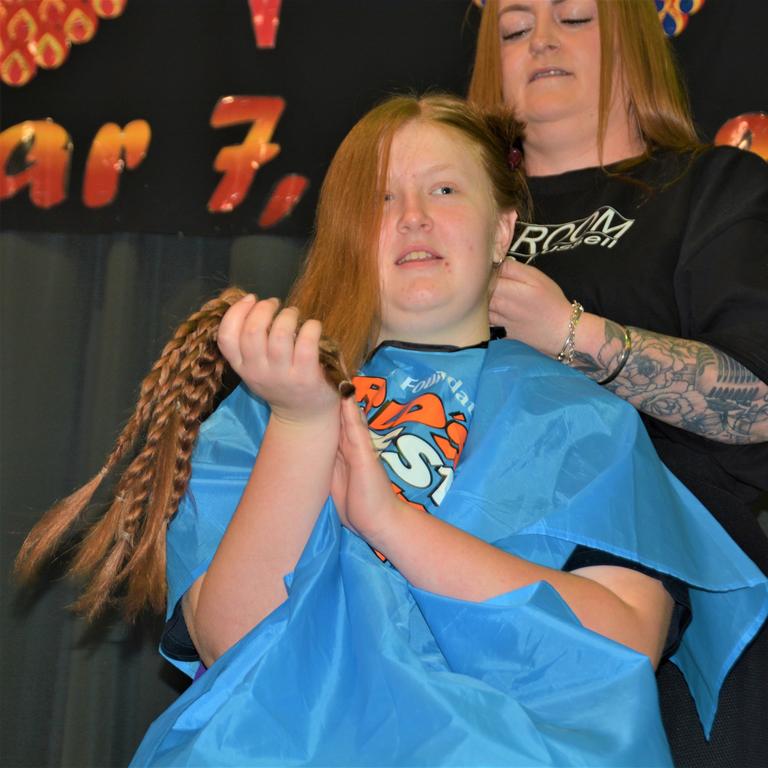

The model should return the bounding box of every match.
[1,233,304,766]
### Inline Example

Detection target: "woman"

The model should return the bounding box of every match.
[469,0,768,763]
[16,95,767,766]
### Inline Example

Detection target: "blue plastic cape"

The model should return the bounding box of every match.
[132,341,768,767]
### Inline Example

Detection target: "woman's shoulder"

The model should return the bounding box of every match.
[690,144,768,182]
[653,145,768,191]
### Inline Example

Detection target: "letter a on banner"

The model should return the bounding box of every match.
[0,120,72,208]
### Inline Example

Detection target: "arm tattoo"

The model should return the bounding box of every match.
[574,322,768,444]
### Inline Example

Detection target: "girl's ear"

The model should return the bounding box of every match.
[493,209,518,265]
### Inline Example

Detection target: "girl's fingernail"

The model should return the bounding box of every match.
[338,380,355,398]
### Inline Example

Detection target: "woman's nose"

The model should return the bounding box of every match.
[530,18,560,54]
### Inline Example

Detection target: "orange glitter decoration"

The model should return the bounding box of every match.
[0,0,127,86]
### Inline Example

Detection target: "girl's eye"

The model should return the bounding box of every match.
[433,185,455,196]
[383,192,394,202]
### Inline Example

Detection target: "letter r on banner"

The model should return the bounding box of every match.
[208,96,284,213]
[82,120,151,207]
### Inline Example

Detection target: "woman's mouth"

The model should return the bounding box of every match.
[529,68,572,82]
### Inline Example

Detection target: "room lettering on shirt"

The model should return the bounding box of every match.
[509,205,635,261]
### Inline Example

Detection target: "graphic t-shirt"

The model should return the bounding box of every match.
[514,147,768,568]
[358,341,484,514]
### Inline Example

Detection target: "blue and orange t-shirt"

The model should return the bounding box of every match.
[354,341,486,515]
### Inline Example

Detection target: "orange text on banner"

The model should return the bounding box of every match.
[258,173,309,228]
[208,96,284,213]
[0,120,72,208]
[82,120,151,207]
[0,118,150,208]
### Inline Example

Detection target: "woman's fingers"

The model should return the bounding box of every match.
[497,257,537,283]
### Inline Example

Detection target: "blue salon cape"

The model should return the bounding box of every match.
[132,341,768,767]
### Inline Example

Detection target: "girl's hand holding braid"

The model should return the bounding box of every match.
[217,294,341,427]
[189,294,344,663]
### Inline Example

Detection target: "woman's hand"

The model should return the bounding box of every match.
[332,397,403,544]
[217,294,339,425]
[491,267,768,443]
[489,259,573,357]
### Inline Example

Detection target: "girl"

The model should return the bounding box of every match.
[16,95,767,766]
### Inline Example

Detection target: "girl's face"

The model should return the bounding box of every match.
[497,0,602,128]
[376,120,515,348]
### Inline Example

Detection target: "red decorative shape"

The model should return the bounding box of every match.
[38,0,68,25]
[1,45,36,85]
[32,26,69,68]
[655,0,706,37]
[6,7,38,43]
[248,0,282,49]
[64,4,98,43]
[715,113,768,162]
[92,0,125,20]
[258,173,309,228]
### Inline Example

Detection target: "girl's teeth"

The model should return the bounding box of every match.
[399,251,433,264]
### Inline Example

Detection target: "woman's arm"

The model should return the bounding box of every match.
[574,314,768,444]
[183,296,340,667]
[333,399,674,668]
[489,259,768,444]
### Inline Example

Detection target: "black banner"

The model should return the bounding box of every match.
[0,0,477,236]
[1,0,766,238]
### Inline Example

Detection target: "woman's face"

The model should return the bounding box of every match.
[376,120,515,348]
[497,0,602,129]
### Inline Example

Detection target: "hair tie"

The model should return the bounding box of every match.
[507,147,522,171]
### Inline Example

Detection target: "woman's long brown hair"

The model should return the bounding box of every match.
[15,95,527,620]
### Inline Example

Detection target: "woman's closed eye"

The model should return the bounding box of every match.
[560,16,593,27]
[501,24,531,42]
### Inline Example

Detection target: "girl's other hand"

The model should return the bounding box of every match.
[217,295,339,425]
[332,397,401,544]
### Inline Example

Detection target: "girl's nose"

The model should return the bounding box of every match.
[397,195,432,232]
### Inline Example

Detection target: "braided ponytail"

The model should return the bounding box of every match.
[15,287,352,620]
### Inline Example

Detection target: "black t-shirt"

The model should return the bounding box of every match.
[511,147,768,570]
